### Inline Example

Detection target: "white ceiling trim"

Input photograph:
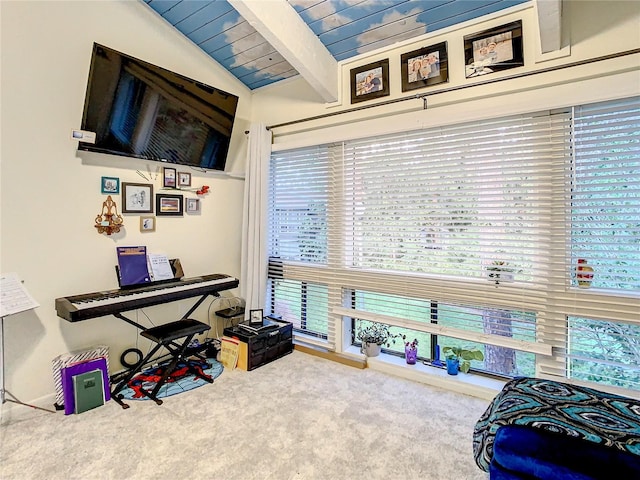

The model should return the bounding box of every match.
[229,0,338,102]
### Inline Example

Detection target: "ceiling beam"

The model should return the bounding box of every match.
[534,0,563,53]
[229,0,338,102]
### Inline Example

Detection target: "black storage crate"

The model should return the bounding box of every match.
[223,319,293,371]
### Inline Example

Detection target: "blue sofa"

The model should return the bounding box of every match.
[473,377,640,479]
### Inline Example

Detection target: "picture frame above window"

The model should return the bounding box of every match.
[163,167,177,188]
[178,172,192,187]
[464,20,523,78]
[401,42,449,92]
[350,59,390,104]
[155,193,183,216]
[121,182,153,213]
[101,176,120,194]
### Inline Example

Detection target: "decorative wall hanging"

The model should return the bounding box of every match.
[101,176,120,194]
[185,198,200,213]
[122,182,153,213]
[95,195,124,235]
[140,216,156,232]
[156,193,183,216]
[401,42,449,92]
[464,20,523,78]
[163,167,177,188]
[350,59,390,104]
[178,172,192,187]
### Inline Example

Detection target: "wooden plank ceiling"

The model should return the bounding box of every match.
[144,0,555,100]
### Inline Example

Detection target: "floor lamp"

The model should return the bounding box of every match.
[1,273,55,414]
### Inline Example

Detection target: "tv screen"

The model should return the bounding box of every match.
[78,43,239,171]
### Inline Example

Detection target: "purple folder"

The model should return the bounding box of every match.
[61,357,110,415]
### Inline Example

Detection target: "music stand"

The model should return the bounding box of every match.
[1,273,55,414]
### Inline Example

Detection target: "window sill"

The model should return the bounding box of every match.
[343,346,505,401]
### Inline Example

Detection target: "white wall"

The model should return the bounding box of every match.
[0,1,251,405]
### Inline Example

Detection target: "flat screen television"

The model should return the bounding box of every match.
[78,43,239,171]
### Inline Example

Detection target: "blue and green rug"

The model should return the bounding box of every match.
[118,358,223,401]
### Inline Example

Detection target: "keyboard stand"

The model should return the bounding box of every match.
[109,292,219,408]
[111,319,212,409]
[112,291,217,331]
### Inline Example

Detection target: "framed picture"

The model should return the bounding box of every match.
[163,167,177,188]
[139,216,156,232]
[249,308,263,326]
[155,193,183,216]
[401,42,448,92]
[464,20,523,78]
[350,59,390,104]
[185,197,200,213]
[101,176,120,194]
[121,182,153,213]
[178,172,192,187]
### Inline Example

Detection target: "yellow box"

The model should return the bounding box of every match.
[236,340,249,371]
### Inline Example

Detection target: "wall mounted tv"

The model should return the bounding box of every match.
[78,43,239,171]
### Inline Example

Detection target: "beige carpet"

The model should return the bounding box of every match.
[0,350,491,480]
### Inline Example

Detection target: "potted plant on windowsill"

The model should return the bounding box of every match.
[486,260,517,285]
[442,346,484,375]
[401,335,419,365]
[356,322,399,357]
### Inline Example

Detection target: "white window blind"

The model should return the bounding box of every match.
[570,97,640,291]
[537,96,640,393]
[268,97,640,393]
[268,146,333,346]
[339,112,571,311]
[268,145,330,264]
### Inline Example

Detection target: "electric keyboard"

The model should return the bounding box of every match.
[55,273,239,322]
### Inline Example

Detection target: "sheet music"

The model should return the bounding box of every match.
[1,272,39,317]
[147,254,174,281]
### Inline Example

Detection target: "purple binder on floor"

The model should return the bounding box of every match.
[61,357,110,415]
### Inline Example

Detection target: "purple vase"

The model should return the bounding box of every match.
[405,347,418,365]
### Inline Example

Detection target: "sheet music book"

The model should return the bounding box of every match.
[61,357,110,415]
[1,272,39,317]
[73,369,105,414]
[147,253,174,282]
[116,246,151,287]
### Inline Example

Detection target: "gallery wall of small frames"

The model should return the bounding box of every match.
[96,167,209,235]
[350,20,524,104]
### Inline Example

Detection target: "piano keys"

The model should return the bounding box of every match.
[55,273,239,322]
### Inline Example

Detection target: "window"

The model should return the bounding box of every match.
[267,277,329,340]
[351,289,536,377]
[268,145,329,264]
[268,96,640,393]
[571,98,640,291]
[342,115,569,284]
[568,316,640,390]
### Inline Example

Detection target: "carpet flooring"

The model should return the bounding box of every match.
[0,350,491,479]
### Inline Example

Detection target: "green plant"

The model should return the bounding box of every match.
[442,346,484,373]
[356,322,400,347]
[486,260,514,284]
